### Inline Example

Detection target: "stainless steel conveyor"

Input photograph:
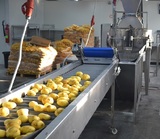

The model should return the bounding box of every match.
[0,58,119,139]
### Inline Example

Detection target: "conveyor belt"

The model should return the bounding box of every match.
[0,60,118,139]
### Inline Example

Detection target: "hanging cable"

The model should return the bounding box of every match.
[8,0,34,93]
[85,0,97,46]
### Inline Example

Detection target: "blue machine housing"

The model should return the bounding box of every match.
[83,47,114,58]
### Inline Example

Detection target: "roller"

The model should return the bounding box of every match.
[83,47,114,58]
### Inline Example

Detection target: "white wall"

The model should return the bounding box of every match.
[43,1,114,37]
[0,0,160,65]
[0,0,10,66]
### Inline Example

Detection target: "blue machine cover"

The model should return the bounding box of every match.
[83,47,114,58]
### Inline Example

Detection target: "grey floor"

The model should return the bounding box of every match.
[79,65,160,139]
[0,64,160,139]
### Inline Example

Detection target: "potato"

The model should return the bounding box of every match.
[84,81,92,86]
[31,87,39,93]
[38,94,48,101]
[29,101,38,108]
[44,104,57,112]
[57,99,69,107]
[18,115,28,123]
[15,135,28,139]
[33,83,43,91]
[54,108,64,116]
[2,102,17,110]
[68,93,76,99]
[10,97,23,104]
[76,71,83,77]
[58,92,68,98]
[33,104,45,112]
[57,97,69,101]
[40,87,51,95]
[27,90,36,96]
[20,125,35,134]
[46,82,57,90]
[17,108,29,116]
[38,113,51,120]
[0,129,6,137]
[81,74,90,80]
[31,120,45,130]
[6,127,20,138]
[0,107,10,117]
[5,122,21,129]
[49,93,59,100]
[42,96,54,105]
[28,115,40,123]
[53,76,63,83]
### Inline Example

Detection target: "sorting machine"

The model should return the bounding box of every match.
[0,44,120,138]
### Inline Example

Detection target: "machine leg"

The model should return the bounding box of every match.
[110,81,118,135]
[144,47,151,95]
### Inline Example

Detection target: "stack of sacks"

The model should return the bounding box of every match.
[8,41,57,75]
[53,39,74,67]
[63,24,94,47]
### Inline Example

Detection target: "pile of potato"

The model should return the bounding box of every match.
[0,71,91,138]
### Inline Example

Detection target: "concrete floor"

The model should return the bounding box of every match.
[0,64,160,139]
[79,65,160,139]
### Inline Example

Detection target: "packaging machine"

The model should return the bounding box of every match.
[104,0,151,122]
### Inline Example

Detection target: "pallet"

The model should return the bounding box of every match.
[7,69,52,78]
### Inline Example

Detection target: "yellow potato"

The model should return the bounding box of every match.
[17,108,29,116]
[58,92,68,98]
[57,97,69,101]
[31,120,45,130]
[54,108,64,116]
[28,115,40,123]
[49,93,59,100]
[44,104,57,112]
[46,82,57,90]
[29,101,38,108]
[34,104,45,112]
[18,115,28,123]
[0,129,6,137]
[27,90,36,96]
[40,87,50,95]
[68,93,76,99]
[20,125,35,134]
[42,96,54,105]
[53,76,63,83]
[6,127,20,138]
[38,113,51,120]
[76,71,83,77]
[81,74,90,80]
[31,87,39,93]
[15,135,28,139]
[57,99,69,107]
[33,83,43,91]
[0,107,10,117]
[84,81,92,86]
[38,94,48,101]
[10,97,23,104]
[2,102,17,110]
[5,122,21,129]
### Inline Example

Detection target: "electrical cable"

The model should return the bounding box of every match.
[8,19,29,93]
[85,0,97,46]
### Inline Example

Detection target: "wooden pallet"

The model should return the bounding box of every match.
[7,68,52,78]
